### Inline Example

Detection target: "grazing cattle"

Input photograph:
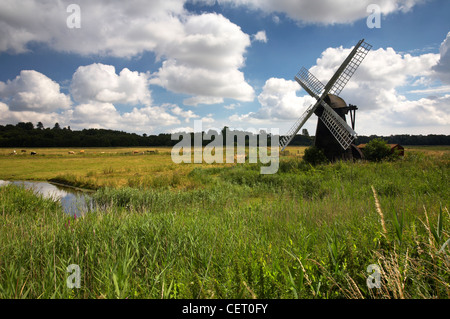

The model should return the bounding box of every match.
[30,151,37,155]
[133,150,140,154]
[68,151,75,155]
[80,150,85,154]
[10,150,17,155]
[21,150,27,153]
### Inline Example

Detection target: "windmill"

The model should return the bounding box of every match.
[280,39,372,161]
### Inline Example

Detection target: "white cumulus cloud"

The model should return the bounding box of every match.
[230,78,315,123]
[150,13,255,104]
[70,63,151,105]
[67,102,180,133]
[432,32,450,84]
[0,1,255,106]
[252,30,268,43]
[170,105,200,123]
[0,101,64,128]
[0,70,71,112]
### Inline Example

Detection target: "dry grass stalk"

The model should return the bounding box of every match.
[371,185,388,236]
[422,205,434,248]
[242,281,257,299]
[374,249,407,299]
[344,274,365,299]
[296,257,316,297]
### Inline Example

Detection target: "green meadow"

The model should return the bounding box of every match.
[0,146,448,298]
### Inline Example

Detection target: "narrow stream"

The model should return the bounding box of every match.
[0,180,94,216]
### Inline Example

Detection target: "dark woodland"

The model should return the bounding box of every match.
[1,122,449,147]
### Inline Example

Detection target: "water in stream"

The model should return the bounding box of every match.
[0,180,93,216]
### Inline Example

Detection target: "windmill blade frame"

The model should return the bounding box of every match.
[328,40,372,96]
[280,100,320,151]
[319,101,357,150]
[295,67,325,99]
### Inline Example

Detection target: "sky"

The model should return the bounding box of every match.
[0,0,449,137]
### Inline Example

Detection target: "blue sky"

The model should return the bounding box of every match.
[0,0,449,136]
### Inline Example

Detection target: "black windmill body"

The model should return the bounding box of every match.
[280,39,372,161]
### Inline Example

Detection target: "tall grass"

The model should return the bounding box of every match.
[0,151,448,298]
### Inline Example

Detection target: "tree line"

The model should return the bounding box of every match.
[0,122,449,148]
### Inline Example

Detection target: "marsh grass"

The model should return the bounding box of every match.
[0,147,448,298]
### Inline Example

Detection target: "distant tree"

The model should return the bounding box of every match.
[16,122,34,130]
[302,128,310,137]
[36,122,44,130]
[52,122,61,130]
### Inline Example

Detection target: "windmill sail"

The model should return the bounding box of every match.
[295,67,325,99]
[280,68,325,151]
[280,101,319,151]
[319,101,357,150]
[328,40,372,96]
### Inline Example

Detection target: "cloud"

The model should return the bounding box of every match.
[432,32,450,84]
[0,101,65,128]
[213,0,424,25]
[357,94,450,134]
[150,13,255,103]
[170,105,200,122]
[70,63,151,105]
[256,78,315,119]
[183,96,225,106]
[0,1,255,105]
[153,59,254,102]
[0,67,181,134]
[224,103,240,110]
[0,70,72,112]
[230,77,315,122]
[315,46,434,89]
[169,126,195,134]
[0,0,186,56]
[252,30,268,43]
[409,85,450,95]
[201,115,216,123]
[67,102,180,133]
[66,63,185,133]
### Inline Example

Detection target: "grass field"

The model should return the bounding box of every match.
[0,146,448,298]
